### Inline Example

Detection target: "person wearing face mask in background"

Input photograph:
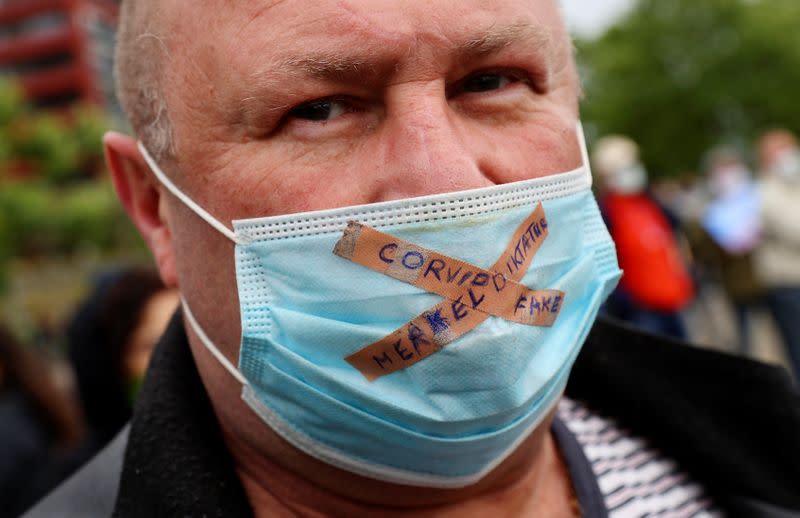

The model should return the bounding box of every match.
[756,129,800,378]
[689,148,764,356]
[592,136,694,340]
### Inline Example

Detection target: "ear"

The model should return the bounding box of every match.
[104,131,178,287]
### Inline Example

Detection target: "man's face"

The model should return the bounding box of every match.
[154,0,581,369]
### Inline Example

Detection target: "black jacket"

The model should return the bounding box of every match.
[25,313,800,517]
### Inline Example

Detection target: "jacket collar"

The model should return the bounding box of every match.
[113,311,253,517]
[114,311,800,515]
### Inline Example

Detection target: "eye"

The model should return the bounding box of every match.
[463,74,512,93]
[452,72,523,97]
[288,98,351,122]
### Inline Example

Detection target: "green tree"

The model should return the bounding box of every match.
[577,0,800,177]
[0,80,144,294]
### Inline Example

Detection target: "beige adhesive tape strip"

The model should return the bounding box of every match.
[336,203,565,381]
[333,207,563,326]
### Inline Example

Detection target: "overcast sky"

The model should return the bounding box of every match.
[560,0,636,38]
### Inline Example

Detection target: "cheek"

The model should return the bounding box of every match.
[216,140,379,217]
[187,108,580,220]
[473,116,582,184]
[167,199,242,354]
[257,173,368,215]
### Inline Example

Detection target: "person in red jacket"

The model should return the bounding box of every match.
[592,136,694,339]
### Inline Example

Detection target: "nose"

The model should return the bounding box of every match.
[370,83,494,202]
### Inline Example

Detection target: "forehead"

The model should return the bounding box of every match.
[177,0,564,35]
[163,0,568,77]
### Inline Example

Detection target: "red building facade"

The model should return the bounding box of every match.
[0,0,119,109]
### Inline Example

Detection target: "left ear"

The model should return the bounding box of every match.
[104,131,178,287]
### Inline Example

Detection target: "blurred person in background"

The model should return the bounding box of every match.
[0,323,83,518]
[756,129,800,378]
[687,148,763,355]
[650,174,708,225]
[67,268,179,453]
[3,269,179,516]
[592,136,694,339]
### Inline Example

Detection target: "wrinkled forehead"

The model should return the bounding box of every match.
[167,0,568,35]
[161,0,572,79]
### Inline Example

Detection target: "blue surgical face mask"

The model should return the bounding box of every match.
[138,125,621,488]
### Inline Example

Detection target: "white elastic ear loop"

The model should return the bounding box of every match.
[577,122,594,188]
[137,141,243,244]
[181,297,249,386]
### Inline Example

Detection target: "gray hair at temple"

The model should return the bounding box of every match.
[113,0,175,162]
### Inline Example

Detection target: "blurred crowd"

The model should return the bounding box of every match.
[0,269,177,517]
[592,128,800,379]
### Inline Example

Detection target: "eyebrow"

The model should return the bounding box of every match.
[281,54,385,86]
[236,22,556,123]
[277,23,553,83]
[457,23,551,63]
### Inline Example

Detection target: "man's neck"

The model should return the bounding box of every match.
[221,414,578,518]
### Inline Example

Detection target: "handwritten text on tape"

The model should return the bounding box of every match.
[333,203,564,381]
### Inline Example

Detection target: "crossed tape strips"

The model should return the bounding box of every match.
[333,203,565,381]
